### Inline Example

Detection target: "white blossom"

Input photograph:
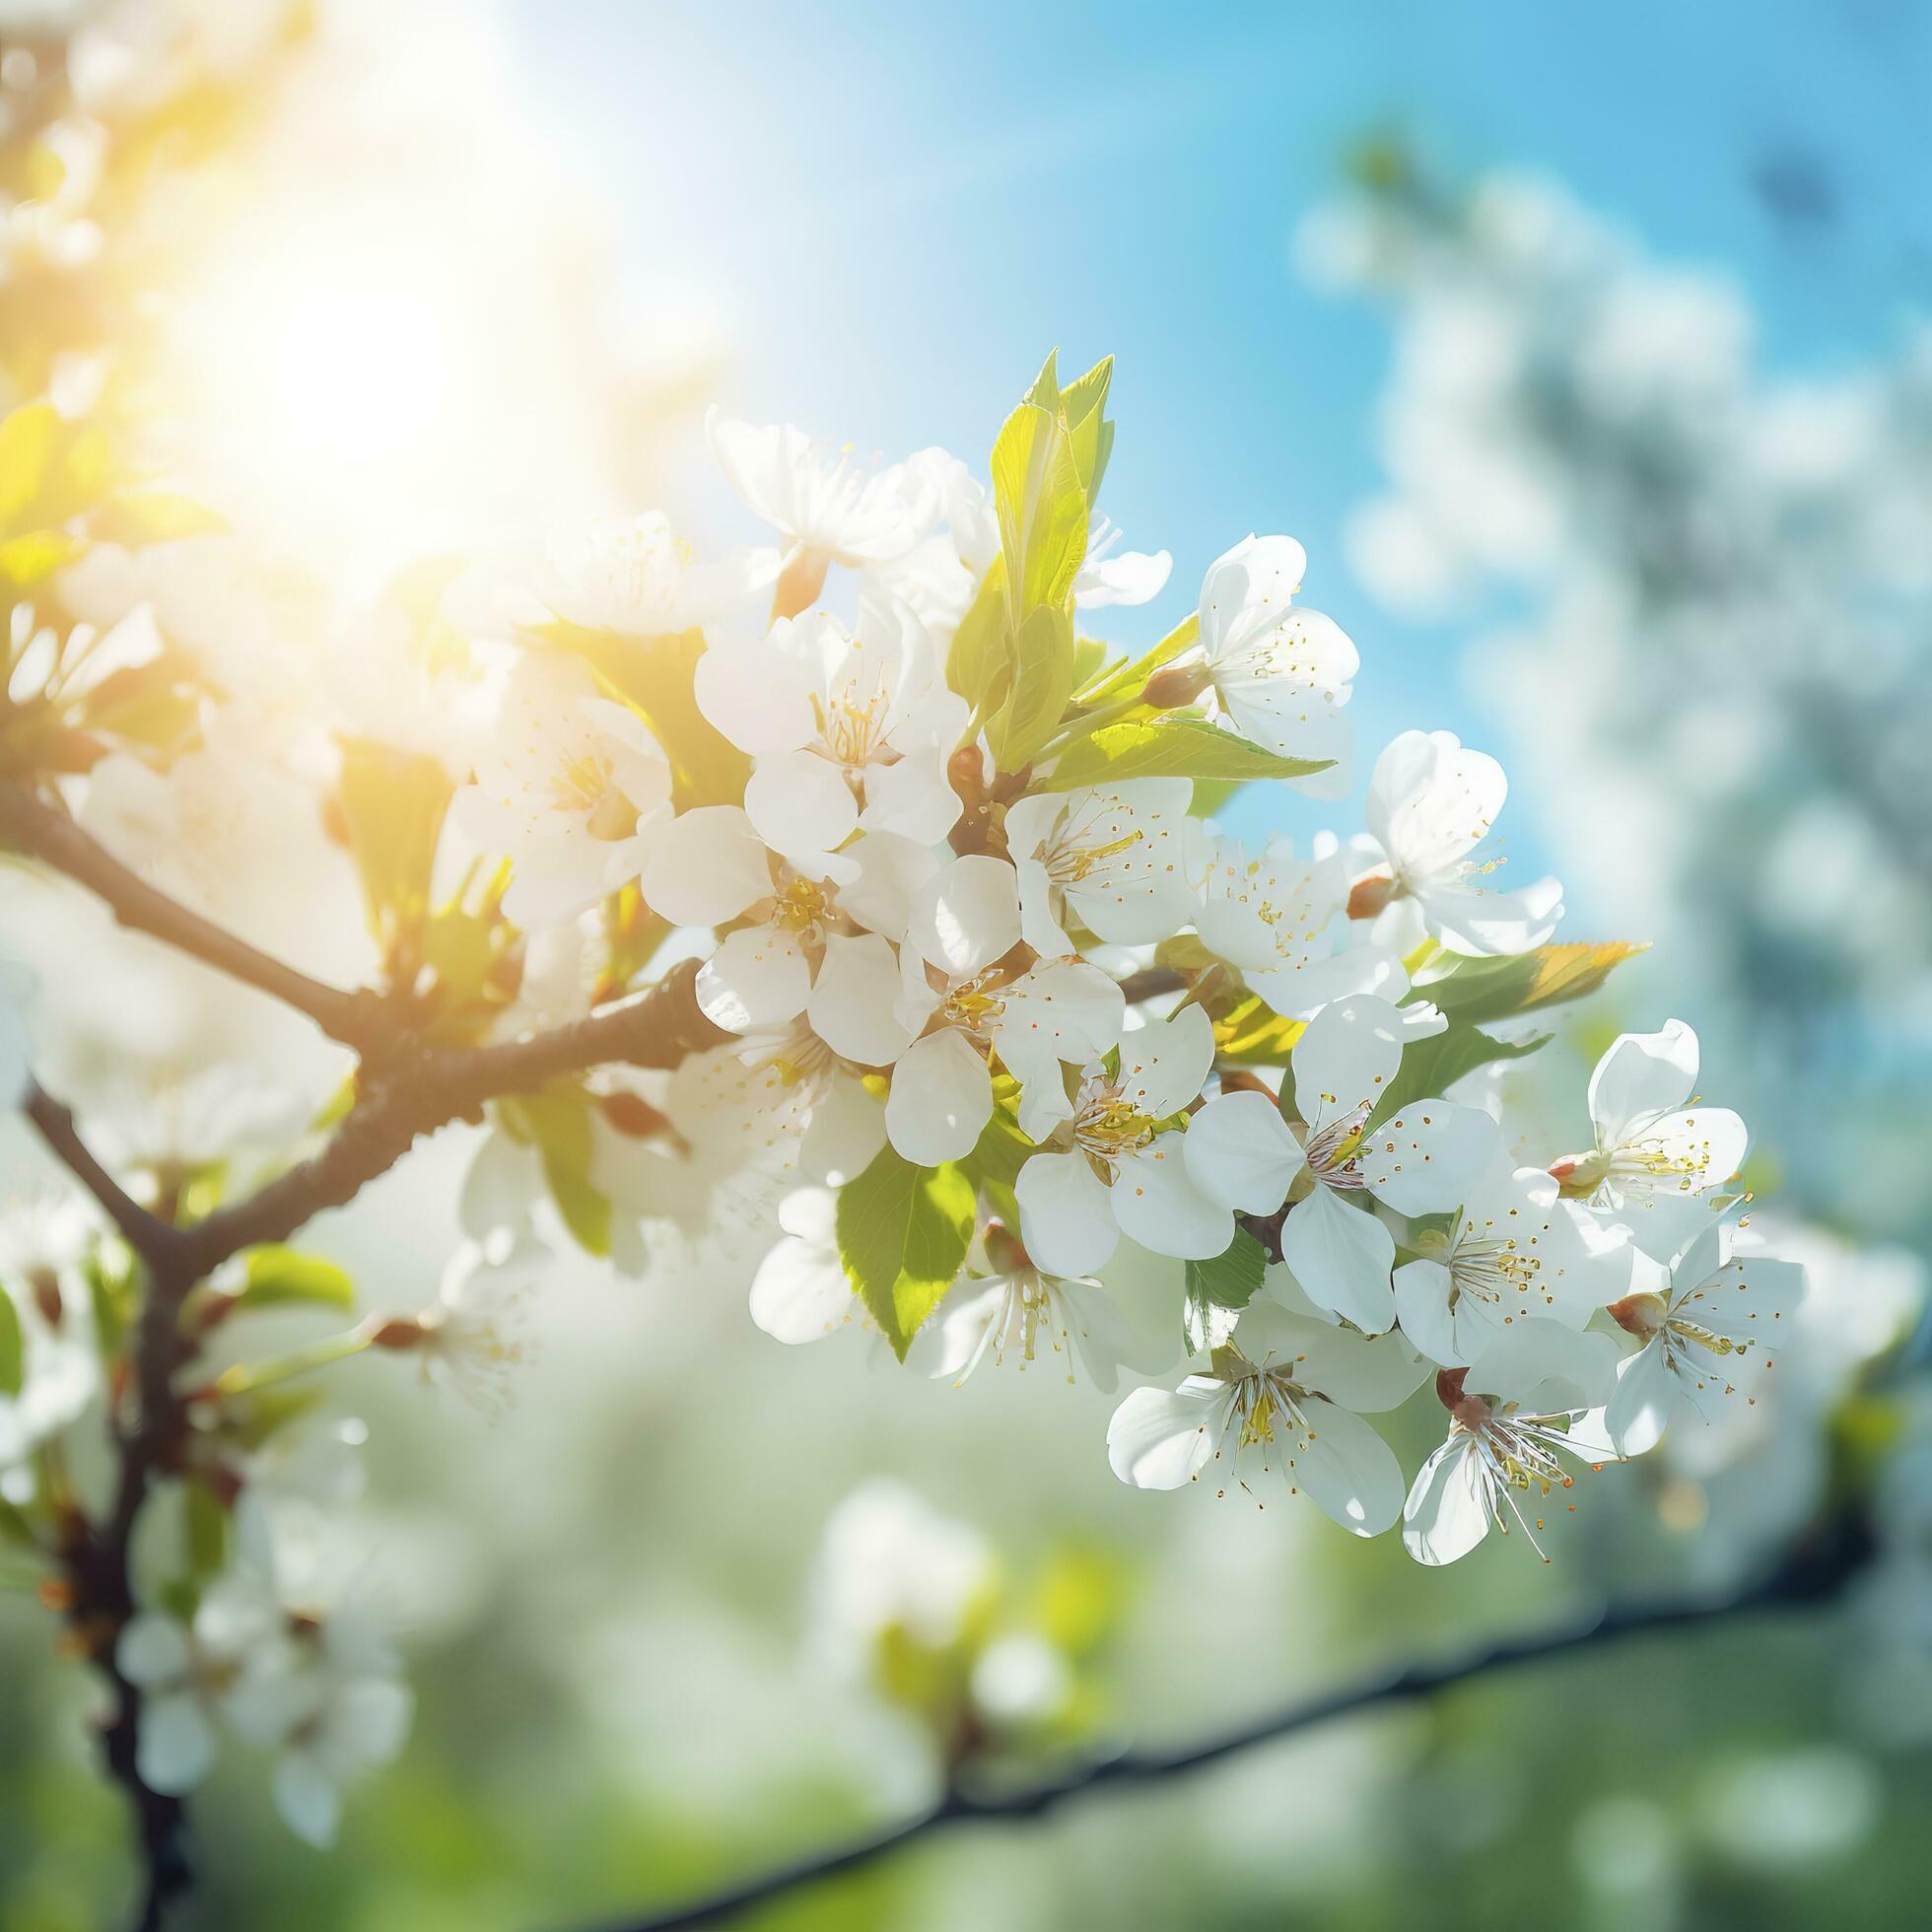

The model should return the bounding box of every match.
[1107,1301,1422,1533]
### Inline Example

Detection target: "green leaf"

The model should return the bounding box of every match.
[990,398,1087,618]
[183,1476,230,1578]
[987,601,1076,770]
[1366,1024,1551,1130]
[1186,1227,1267,1309]
[1182,1228,1268,1354]
[335,738,452,976]
[1059,355,1116,501]
[1407,942,1648,1027]
[1042,716,1331,793]
[0,1293,23,1400]
[499,1088,614,1258]
[835,1145,976,1360]
[92,492,228,548]
[1073,612,1199,707]
[944,556,1014,719]
[958,1082,1035,1196]
[236,1246,355,1311]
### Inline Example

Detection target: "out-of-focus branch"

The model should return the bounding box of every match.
[594,1518,1870,1932]
[0,782,383,1050]
[173,958,727,1273]
[22,1081,183,1261]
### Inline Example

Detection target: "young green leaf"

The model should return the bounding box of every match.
[1365,1023,1552,1129]
[835,1144,976,1361]
[1059,354,1116,500]
[990,399,1088,617]
[0,1293,23,1400]
[1407,941,1648,1027]
[499,1088,614,1259]
[235,1246,356,1311]
[987,602,1077,770]
[1041,717,1332,793]
[1182,1227,1268,1353]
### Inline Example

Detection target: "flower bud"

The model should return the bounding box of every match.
[1140,660,1210,710]
[1345,871,1396,922]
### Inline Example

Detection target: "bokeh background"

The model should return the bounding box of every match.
[4,1,1931,1925]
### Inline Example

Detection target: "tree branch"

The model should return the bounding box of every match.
[173,958,728,1275]
[0,781,381,1049]
[595,1518,1870,1932]
[22,1080,184,1262]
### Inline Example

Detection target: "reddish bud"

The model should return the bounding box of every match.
[1141,661,1210,710]
[598,1090,669,1138]
[1346,872,1396,922]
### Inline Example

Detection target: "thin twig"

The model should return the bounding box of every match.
[22,1081,182,1261]
[0,782,380,1049]
[593,1520,1868,1932]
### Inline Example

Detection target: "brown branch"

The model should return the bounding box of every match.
[174,958,728,1274]
[0,782,382,1050]
[19,958,726,1929]
[596,1515,1871,1932]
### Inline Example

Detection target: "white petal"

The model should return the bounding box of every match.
[137,1692,219,1797]
[1392,1257,1462,1367]
[274,1752,342,1848]
[693,635,817,755]
[637,806,772,928]
[745,750,860,864]
[1289,994,1407,1131]
[1119,1001,1215,1119]
[1182,1091,1302,1212]
[884,1027,993,1166]
[1197,532,1308,655]
[749,1229,857,1344]
[1588,1020,1698,1145]
[1111,1138,1233,1260]
[1290,1399,1406,1537]
[906,855,1022,978]
[1277,1184,1397,1332]
[798,1075,887,1187]
[696,926,811,1031]
[839,830,942,943]
[1249,943,1410,1020]
[1016,1150,1118,1277]
[1415,876,1564,956]
[859,746,963,846]
[116,1612,189,1689]
[1466,1321,1622,1412]
[1359,1098,1501,1216]
[1365,730,1503,887]
[1237,1300,1427,1412]
[1106,1381,1223,1488]
[1605,1339,1677,1456]
[992,959,1125,1062]
[1403,1438,1492,1566]
[1672,1253,1805,1346]
[807,932,920,1067]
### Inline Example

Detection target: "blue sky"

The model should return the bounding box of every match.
[506,0,1930,867]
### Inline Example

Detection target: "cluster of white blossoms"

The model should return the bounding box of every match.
[0,332,1814,1870]
[420,359,1804,1566]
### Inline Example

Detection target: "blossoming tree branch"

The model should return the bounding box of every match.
[1,348,1802,1923]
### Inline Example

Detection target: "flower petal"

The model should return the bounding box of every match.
[807,932,919,1067]
[697,925,811,1031]
[1182,1091,1302,1212]
[1016,1150,1118,1278]
[1277,1184,1397,1332]
[1112,1137,1233,1260]
[884,1026,993,1166]
[1106,1381,1223,1489]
